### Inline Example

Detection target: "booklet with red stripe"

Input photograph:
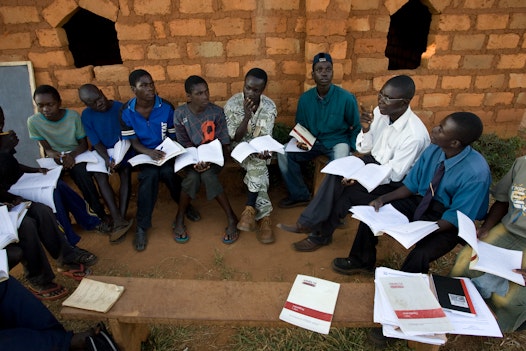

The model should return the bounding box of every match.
[377,275,453,336]
[279,274,340,334]
[289,123,316,151]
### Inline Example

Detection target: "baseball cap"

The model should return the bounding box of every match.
[312,53,333,69]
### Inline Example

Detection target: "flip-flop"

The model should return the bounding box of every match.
[58,263,92,281]
[109,219,133,244]
[173,225,189,244]
[28,283,68,301]
[222,227,240,245]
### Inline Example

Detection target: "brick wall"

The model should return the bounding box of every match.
[0,0,525,136]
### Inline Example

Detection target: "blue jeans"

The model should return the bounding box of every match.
[53,180,101,246]
[278,141,349,201]
[0,277,72,351]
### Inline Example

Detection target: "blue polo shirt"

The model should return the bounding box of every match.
[81,100,123,149]
[296,84,361,150]
[119,96,176,149]
[403,144,491,227]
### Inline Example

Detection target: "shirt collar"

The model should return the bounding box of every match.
[389,106,413,131]
[129,95,162,112]
[441,145,473,170]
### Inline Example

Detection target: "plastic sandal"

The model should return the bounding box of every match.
[58,263,92,281]
[29,283,68,301]
[222,227,240,245]
[173,225,189,244]
[72,247,98,266]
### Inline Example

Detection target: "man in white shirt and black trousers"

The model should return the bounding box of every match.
[277,75,430,252]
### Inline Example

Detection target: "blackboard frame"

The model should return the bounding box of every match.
[0,61,40,166]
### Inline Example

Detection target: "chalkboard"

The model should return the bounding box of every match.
[0,61,40,166]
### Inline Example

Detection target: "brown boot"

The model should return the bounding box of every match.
[257,216,275,244]
[237,206,257,232]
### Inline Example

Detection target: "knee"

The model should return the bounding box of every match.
[331,143,350,160]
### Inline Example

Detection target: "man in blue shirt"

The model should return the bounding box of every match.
[278,52,361,208]
[332,112,491,275]
[79,84,133,244]
[120,69,200,251]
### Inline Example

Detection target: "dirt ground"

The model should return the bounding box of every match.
[11,166,525,350]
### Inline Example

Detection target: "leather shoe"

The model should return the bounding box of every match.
[278,197,310,209]
[292,237,330,252]
[276,222,312,234]
[133,227,148,252]
[185,205,201,222]
[331,257,374,275]
[257,216,275,244]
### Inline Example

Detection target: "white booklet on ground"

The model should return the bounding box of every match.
[174,139,224,173]
[8,167,62,212]
[457,210,525,286]
[279,274,340,334]
[289,123,316,150]
[349,204,439,249]
[321,155,391,192]
[128,138,185,167]
[86,139,132,174]
[37,150,98,169]
[231,135,284,163]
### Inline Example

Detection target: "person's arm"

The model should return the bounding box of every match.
[39,140,62,162]
[18,164,47,174]
[369,185,413,211]
[232,98,257,142]
[130,138,165,161]
[93,142,112,169]
[59,137,88,169]
[477,200,509,239]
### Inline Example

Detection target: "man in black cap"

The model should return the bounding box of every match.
[278,52,361,208]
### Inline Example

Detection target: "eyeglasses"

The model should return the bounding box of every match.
[378,92,407,103]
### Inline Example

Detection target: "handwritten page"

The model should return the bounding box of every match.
[62,278,125,313]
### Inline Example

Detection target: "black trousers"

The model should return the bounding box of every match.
[348,197,459,273]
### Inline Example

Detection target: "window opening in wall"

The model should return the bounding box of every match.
[63,9,122,68]
[385,0,431,70]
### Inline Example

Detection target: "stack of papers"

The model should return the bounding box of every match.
[279,274,340,334]
[457,211,525,286]
[37,150,98,169]
[8,167,62,212]
[321,156,391,192]
[374,267,502,346]
[349,204,439,249]
[86,139,132,174]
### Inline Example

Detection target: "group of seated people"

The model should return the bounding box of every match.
[0,52,524,346]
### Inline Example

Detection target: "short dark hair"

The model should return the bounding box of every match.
[185,75,207,94]
[245,68,268,86]
[384,75,416,100]
[33,85,61,102]
[448,112,484,146]
[129,69,152,86]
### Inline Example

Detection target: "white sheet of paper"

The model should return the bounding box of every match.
[457,211,524,286]
[284,138,308,152]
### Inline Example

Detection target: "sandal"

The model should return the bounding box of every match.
[28,283,68,301]
[173,224,189,244]
[58,263,92,281]
[71,247,98,266]
[109,219,133,245]
[222,226,240,245]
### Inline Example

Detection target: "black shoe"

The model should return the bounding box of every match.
[292,237,331,252]
[331,257,374,275]
[278,197,310,209]
[185,205,201,222]
[133,227,148,252]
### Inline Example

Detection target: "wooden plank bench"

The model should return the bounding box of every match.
[61,276,440,351]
